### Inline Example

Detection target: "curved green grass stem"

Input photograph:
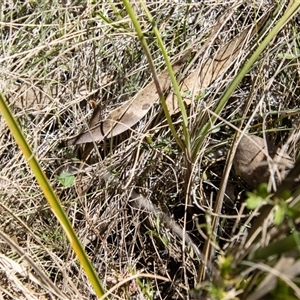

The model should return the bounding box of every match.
[192,0,300,161]
[140,0,191,155]
[0,93,106,299]
[123,0,191,154]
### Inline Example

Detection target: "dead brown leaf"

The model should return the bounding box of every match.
[5,82,53,111]
[66,13,268,146]
[66,62,183,145]
[166,15,268,114]
[233,135,294,188]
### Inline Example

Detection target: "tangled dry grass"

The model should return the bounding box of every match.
[0,1,300,299]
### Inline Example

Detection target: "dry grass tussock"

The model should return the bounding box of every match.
[0,1,300,299]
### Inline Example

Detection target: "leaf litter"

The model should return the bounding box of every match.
[65,13,268,146]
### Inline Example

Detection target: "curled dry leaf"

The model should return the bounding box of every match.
[2,80,98,112]
[233,135,294,188]
[166,28,251,114]
[3,82,52,111]
[66,62,183,146]
[65,13,269,146]
[165,12,269,114]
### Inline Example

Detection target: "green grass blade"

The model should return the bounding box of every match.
[140,0,191,155]
[0,92,106,299]
[192,1,300,160]
[252,231,300,260]
[122,0,185,150]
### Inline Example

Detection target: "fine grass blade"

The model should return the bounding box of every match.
[0,92,106,299]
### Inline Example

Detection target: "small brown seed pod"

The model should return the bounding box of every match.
[233,135,294,188]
